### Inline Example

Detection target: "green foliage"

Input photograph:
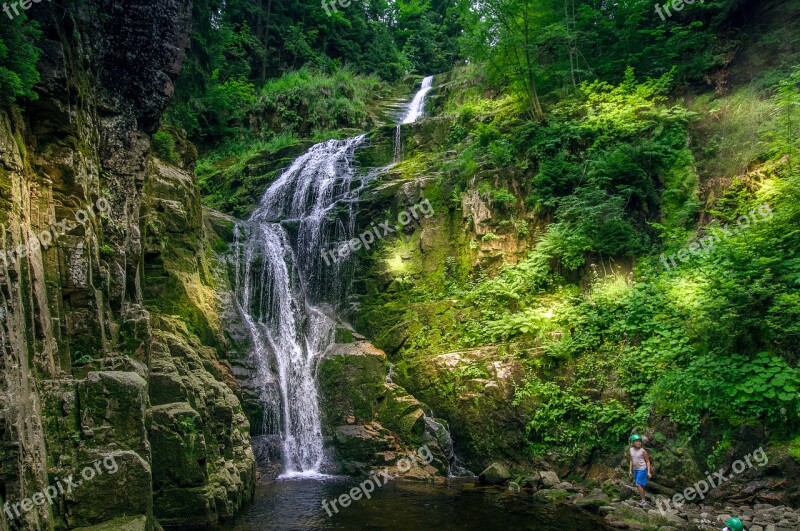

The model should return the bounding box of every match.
[514,375,632,459]
[573,0,740,83]
[152,130,179,163]
[518,71,697,270]
[0,15,42,105]
[99,244,115,258]
[789,435,800,462]
[768,66,800,172]
[490,187,515,205]
[178,416,199,434]
[253,68,382,137]
[652,352,800,433]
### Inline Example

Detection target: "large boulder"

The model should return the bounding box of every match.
[318,339,450,477]
[479,462,512,485]
[539,470,561,488]
[574,491,612,511]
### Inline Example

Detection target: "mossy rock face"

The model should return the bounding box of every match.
[391,347,530,468]
[152,485,216,527]
[376,383,427,439]
[333,424,396,462]
[150,403,209,489]
[318,341,388,427]
[318,340,450,476]
[78,372,149,457]
[148,322,255,527]
[66,451,152,529]
[73,515,148,531]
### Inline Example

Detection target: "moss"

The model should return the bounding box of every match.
[318,350,387,426]
[788,435,800,462]
[196,139,309,217]
[72,515,148,531]
[533,488,570,501]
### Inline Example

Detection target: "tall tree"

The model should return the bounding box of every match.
[466,0,563,119]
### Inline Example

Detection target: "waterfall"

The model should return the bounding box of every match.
[402,75,434,124]
[393,125,402,162]
[234,136,366,476]
[394,75,434,162]
[235,76,436,477]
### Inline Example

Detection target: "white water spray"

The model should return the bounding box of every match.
[235,76,436,476]
[402,76,434,124]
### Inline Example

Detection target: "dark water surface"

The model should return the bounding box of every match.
[217,477,612,530]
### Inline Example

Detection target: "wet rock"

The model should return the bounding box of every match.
[521,475,541,489]
[479,462,512,485]
[574,491,611,511]
[539,470,561,488]
[318,340,454,476]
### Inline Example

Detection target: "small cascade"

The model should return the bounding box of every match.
[393,125,402,162]
[402,75,434,124]
[423,415,474,477]
[393,75,434,162]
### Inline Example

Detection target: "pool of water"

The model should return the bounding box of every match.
[216,477,612,530]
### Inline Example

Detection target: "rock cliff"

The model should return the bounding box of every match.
[0,2,254,529]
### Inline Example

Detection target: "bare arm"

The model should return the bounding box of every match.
[644,450,652,477]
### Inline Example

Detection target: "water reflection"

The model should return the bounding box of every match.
[217,477,611,531]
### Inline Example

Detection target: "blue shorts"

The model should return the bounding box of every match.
[633,469,648,487]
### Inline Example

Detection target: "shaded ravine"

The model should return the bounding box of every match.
[234,78,435,476]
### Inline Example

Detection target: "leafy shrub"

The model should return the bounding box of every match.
[152,130,179,163]
[514,377,631,458]
[99,244,115,258]
[489,187,516,207]
[487,139,514,166]
[0,16,42,105]
[253,68,383,138]
[651,352,800,434]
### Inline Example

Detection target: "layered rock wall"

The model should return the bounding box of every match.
[0,2,254,529]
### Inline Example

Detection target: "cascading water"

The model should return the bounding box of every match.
[393,125,402,162]
[402,75,434,124]
[394,75,434,162]
[234,136,366,476]
[235,76,440,477]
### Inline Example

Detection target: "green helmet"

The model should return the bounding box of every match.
[630,434,642,443]
[725,517,744,531]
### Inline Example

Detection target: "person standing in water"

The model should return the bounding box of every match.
[628,434,652,507]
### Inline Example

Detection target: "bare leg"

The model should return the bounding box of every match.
[637,484,646,502]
